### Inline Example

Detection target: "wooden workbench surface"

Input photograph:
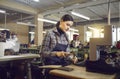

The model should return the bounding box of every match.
[50,65,116,79]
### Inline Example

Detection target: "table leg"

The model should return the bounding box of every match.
[27,62,32,79]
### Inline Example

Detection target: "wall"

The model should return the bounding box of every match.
[74,20,119,45]
[0,23,29,44]
[74,26,84,44]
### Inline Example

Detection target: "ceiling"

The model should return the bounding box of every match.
[10,0,91,12]
[0,0,119,28]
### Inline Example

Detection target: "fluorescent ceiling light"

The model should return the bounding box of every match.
[16,22,36,26]
[0,28,9,30]
[38,18,57,24]
[69,28,78,32]
[88,27,97,31]
[33,0,39,2]
[29,32,35,34]
[43,31,46,34]
[71,11,90,20]
[0,9,6,14]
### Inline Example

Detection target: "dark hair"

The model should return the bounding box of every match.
[61,14,74,22]
[1,30,10,39]
[56,14,74,26]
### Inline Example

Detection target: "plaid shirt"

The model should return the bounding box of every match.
[41,27,70,57]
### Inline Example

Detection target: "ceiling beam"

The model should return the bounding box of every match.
[44,17,119,29]
[86,7,105,19]
[39,0,88,13]
[42,0,119,16]
[76,17,119,26]
[54,0,64,5]
[0,0,39,14]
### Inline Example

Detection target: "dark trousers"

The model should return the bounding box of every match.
[0,67,7,79]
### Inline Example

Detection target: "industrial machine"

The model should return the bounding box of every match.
[86,25,120,74]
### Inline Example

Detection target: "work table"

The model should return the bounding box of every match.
[50,65,116,79]
[0,54,40,62]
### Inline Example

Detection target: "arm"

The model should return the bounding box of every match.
[41,31,52,57]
